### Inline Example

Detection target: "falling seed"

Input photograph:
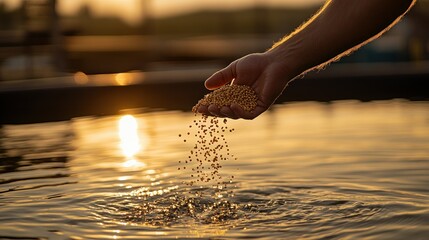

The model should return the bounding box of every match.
[180,114,240,190]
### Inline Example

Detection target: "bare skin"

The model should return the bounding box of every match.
[196,0,416,119]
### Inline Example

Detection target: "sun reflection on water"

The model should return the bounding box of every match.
[118,115,146,168]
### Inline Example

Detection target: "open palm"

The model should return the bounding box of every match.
[196,53,293,119]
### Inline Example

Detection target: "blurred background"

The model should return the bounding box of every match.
[0,0,428,123]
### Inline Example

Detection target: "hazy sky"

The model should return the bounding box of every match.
[1,0,324,25]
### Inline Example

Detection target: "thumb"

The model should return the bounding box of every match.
[204,61,237,90]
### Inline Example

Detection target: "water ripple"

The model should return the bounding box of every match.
[89,182,388,237]
[90,185,241,227]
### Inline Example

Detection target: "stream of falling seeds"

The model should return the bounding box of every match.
[179,115,236,191]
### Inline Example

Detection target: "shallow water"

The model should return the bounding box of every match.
[1,100,428,239]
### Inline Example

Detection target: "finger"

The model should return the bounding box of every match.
[204,61,237,90]
[220,106,239,119]
[208,104,221,117]
[196,104,210,115]
[230,103,266,120]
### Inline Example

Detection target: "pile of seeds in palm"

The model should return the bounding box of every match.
[192,84,258,113]
[178,84,258,190]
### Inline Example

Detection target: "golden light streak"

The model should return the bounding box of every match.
[73,71,89,85]
[118,115,146,168]
[115,73,133,86]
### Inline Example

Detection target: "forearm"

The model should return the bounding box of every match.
[267,0,416,77]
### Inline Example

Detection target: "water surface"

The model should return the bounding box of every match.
[1,100,428,239]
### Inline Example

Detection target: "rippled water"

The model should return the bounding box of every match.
[1,100,428,239]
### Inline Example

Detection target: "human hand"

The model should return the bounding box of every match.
[196,52,295,119]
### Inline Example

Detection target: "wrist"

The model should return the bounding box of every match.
[264,42,308,81]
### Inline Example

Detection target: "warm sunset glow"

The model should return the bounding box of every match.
[122,158,145,168]
[151,0,324,18]
[73,71,89,85]
[2,0,325,25]
[115,73,133,86]
[119,115,140,157]
[59,0,144,25]
[118,115,146,168]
